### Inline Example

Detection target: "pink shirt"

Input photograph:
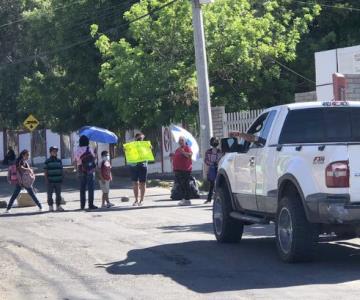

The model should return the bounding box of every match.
[75,146,95,166]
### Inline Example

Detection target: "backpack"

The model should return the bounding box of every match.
[7,164,18,185]
[18,169,36,188]
[80,147,96,174]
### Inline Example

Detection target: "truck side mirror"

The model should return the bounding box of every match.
[254,138,266,147]
[221,137,239,153]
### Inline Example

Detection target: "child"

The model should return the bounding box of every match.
[99,151,114,208]
[44,146,64,212]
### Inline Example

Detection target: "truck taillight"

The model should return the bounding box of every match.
[326,161,349,188]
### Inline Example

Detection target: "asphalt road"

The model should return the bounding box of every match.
[1,170,360,300]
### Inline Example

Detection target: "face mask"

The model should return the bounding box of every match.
[212,142,219,148]
[103,155,110,161]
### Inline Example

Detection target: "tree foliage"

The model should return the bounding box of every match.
[93,0,320,131]
[1,0,137,132]
[1,0,360,132]
[290,0,360,93]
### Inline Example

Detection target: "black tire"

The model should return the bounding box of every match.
[275,194,318,263]
[213,187,243,243]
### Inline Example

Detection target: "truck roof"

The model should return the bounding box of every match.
[285,101,360,110]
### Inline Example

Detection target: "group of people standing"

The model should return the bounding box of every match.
[3,134,115,213]
[2,132,223,214]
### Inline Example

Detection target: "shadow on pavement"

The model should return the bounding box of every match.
[96,238,360,293]
[159,223,213,234]
[158,223,275,236]
[0,211,51,218]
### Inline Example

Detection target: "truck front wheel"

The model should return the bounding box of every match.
[213,187,243,243]
[276,195,318,262]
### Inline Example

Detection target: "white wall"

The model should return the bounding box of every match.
[315,49,337,101]
[19,133,31,157]
[338,45,360,74]
[315,45,360,101]
[0,131,4,161]
[46,130,61,158]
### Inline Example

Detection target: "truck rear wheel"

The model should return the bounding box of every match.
[276,194,318,262]
[213,187,243,243]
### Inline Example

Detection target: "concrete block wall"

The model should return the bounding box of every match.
[294,91,317,103]
[345,74,360,101]
[211,106,227,139]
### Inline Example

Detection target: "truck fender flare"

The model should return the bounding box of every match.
[278,173,311,220]
[216,169,237,210]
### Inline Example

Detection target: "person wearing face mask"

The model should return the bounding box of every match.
[99,150,114,208]
[204,137,222,204]
[172,136,193,206]
[4,149,42,213]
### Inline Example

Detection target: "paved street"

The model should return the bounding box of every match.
[1,171,360,300]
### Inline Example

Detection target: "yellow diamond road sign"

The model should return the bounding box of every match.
[23,114,40,132]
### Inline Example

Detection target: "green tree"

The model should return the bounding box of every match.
[289,0,360,94]
[0,0,30,128]
[13,0,138,132]
[94,0,320,131]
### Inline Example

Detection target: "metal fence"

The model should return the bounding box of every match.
[225,109,264,133]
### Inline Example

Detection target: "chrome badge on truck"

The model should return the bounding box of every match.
[313,156,325,164]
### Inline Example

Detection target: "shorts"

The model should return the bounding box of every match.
[130,164,148,183]
[99,180,110,193]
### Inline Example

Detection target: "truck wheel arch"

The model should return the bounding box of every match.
[216,170,237,210]
[278,174,311,221]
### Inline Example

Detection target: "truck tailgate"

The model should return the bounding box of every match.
[348,145,360,202]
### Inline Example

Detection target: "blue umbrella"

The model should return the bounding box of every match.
[79,126,118,144]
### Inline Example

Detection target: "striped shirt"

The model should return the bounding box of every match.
[44,156,63,183]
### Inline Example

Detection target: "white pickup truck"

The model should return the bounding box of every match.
[213,101,360,262]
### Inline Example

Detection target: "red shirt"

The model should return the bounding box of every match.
[101,161,112,181]
[173,145,192,172]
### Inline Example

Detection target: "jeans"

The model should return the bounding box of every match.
[7,185,42,210]
[80,173,95,209]
[207,180,215,201]
[47,182,62,206]
[174,171,191,200]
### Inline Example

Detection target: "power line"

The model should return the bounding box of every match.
[270,57,316,85]
[294,0,360,12]
[1,0,135,56]
[0,0,181,69]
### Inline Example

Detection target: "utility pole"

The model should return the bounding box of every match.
[191,0,213,174]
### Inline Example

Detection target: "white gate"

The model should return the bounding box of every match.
[225,109,264,133]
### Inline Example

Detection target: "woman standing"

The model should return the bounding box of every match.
[5,149,42,213]
[172,136,193,206]
[204,137,222,204]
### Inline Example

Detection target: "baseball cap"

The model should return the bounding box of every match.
[49,146,59,152]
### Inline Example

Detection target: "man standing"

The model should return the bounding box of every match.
[130,133,148,206]
[44,146,64,212]
[75,135,98,210]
